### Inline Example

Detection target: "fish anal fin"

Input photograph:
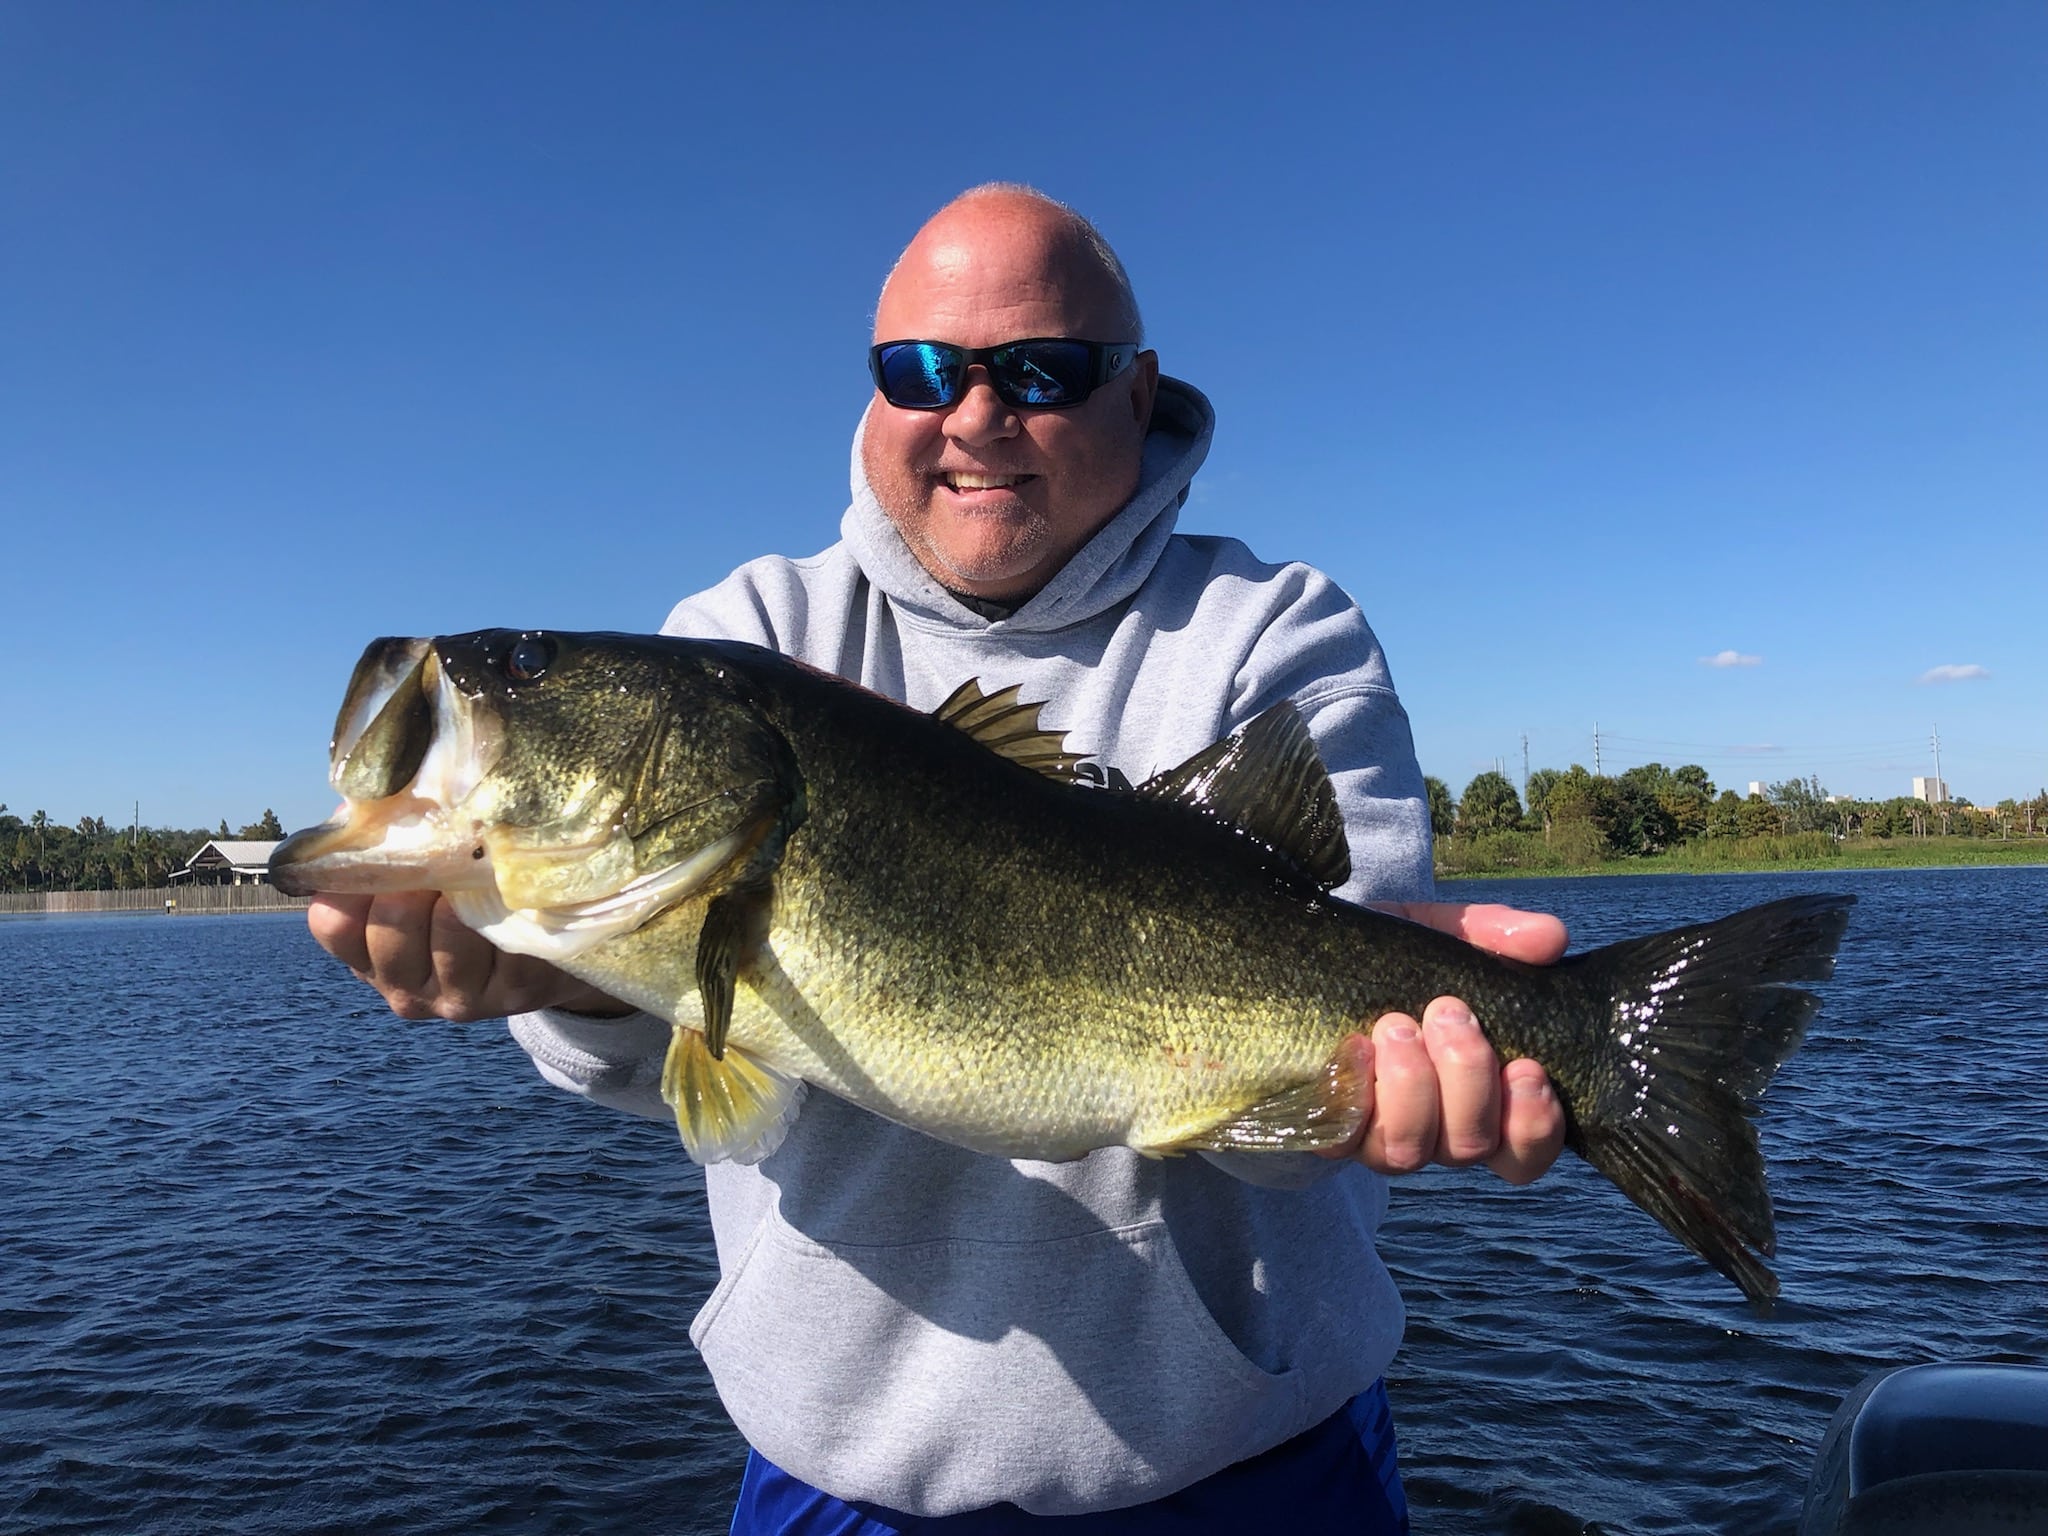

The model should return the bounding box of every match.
[932,678,1084,780]
[696,886,771,1060]
[1172,1052,1364,1154]
[660,1025,806,1165]
[1137,702,1351,890]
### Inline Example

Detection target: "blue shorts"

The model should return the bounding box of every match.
[728,1381,1410,1535]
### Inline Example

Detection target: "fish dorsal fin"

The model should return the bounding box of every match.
[1138,702,1352,890]
[932,678,1083,780]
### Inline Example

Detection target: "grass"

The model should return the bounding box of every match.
[1433,830,2048,880]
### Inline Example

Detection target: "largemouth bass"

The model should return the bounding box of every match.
[272,629,1853,1304]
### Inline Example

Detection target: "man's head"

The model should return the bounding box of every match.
[862,185,1159,603]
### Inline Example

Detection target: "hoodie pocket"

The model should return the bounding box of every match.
[690,1202,1306,1518]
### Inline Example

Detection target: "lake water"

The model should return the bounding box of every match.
[2,866,2043,1534]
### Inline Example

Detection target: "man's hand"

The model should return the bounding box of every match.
[306,891,632,1022]
[1319,901,1570,1185]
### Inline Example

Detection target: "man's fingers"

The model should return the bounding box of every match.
[428,894,502,1017]
[1486,1060,1566,1186]
[1374,901,1568,966]
[1457,904,1568,965]
[306,892,376,973]
[361,890,442,1016]
[1358,1013,1438,1173]
[1419,998,1500,1166]
[1331,997,1565,1183]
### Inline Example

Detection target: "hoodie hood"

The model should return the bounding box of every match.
[841,376,1215,635]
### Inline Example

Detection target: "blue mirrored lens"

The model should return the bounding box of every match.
[873,339,1115,409]
[877,343,961,407]
[991,342,1091,406]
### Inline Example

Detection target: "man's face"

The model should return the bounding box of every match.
[861,205,1159,602]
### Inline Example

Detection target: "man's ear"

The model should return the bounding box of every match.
[1128,349,1160,430]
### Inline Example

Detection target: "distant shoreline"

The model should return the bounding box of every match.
[0,886,309,918]
[1437,838,2046,882]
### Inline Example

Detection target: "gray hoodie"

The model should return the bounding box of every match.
[508,377,1434,1517]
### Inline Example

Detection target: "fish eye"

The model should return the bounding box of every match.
[504,635,556,683]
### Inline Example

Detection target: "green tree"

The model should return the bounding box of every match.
[1592,770,1673,855]
[1768,777,1832,834]
[1524,767,1563,829]
[1456,771,1523,835]
[1543,766,1599,827]
[1707,789,1744,839]
[1737,793,1780,838]
[1659,765,1714,844]
[237,809,285,839]
[1422,777,1456,837]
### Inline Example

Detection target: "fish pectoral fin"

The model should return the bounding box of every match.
[695,886,770,1060]
[660,1025,806,1165]
[1170,1054,1365,1154]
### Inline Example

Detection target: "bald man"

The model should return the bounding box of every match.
[310,185,1567,1534]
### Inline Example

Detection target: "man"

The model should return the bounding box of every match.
[309,184,1568,1533]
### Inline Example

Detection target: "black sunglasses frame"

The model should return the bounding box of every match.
[868,338,1141,411]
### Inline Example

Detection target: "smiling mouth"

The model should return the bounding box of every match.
[940,472,1034,492]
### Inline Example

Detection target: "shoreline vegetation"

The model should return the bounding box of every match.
[1438,831,2045,881]
[0,805,284,893]
[8,780,2046,897]
[1426,763,2046,881]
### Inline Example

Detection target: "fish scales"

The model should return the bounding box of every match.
[272,629,1854,1303]
[592,668,1385,1155]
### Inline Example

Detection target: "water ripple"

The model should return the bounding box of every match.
[3,868,2045,1533]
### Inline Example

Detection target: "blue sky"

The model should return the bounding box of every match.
[4,3,2043,835]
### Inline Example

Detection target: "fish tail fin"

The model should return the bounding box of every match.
[1556,892,1855,1305]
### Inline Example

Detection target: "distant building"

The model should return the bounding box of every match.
[1748,781,1767,798]
[1913,777,1949,805]
[169,840,283,886]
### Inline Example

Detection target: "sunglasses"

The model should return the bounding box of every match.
[868,338,1140,411]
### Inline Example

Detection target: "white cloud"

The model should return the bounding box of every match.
[1701,650,1762,668]
[1919,664,1991,683]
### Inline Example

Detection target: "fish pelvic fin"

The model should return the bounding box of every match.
[660,1024,806,1165]
[1170,1050,1366,1154]
[1557,891,1855,1307]
[1137,702,1351,890]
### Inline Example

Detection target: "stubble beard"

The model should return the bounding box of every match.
[886,484,1055,597]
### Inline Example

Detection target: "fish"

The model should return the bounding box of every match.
[271,628,1855,1305]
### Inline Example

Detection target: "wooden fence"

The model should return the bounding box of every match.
[0,885,311,916]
